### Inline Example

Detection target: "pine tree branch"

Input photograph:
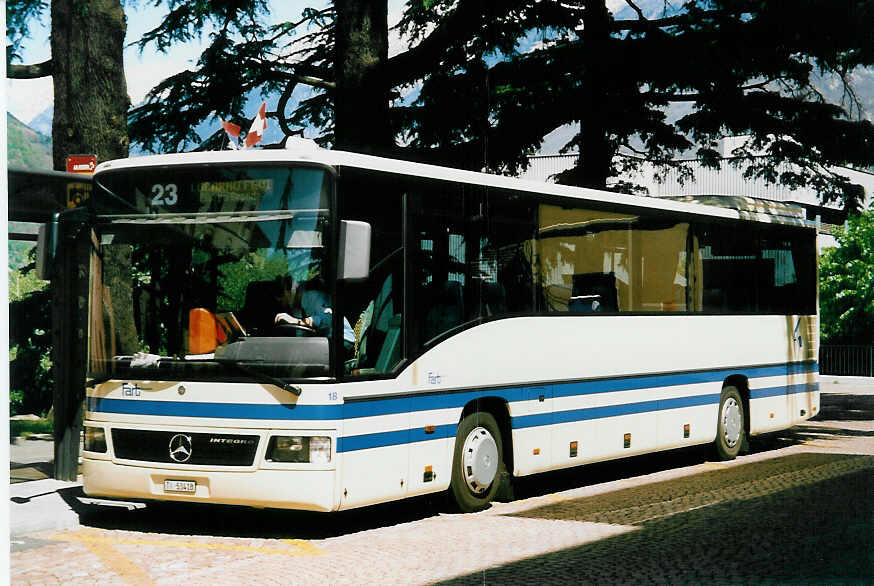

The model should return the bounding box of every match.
[611,4,742,33]
[288,73,335,90]
[267,8,333,44]
[383,0,485,88]
[613,14,688,31]
[624,0,647,21]
[642,79,778,103]
[7,59,53,79]
[273,81,298,138]
[612,3,762,32]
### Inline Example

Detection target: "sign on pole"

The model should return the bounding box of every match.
[66,154,97,174]
[65,154,96,208]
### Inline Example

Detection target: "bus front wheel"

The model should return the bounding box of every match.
[450,412,504,513]
[714,386,745,460]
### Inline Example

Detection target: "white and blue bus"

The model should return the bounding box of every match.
[77,140,819,512]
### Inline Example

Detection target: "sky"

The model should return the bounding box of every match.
[5,1,330,124]
[6,1,631,126]
[5,0,421,125]
[7,2,196,122]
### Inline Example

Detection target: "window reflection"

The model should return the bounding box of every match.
[536,204,689,313]
[88,166,334,380]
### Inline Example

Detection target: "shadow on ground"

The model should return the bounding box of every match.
[817,393,874,420]
[9,461,54,483]
[440,453,874,584]
[62,488,446,540]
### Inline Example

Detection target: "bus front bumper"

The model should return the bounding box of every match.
[82,458,338,512]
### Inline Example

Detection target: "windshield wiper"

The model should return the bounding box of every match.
[214,359,302,396]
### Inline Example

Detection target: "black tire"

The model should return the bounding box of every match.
[449,411,505,513]
[714,385,745,460]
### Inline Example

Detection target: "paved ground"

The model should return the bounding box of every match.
[10,439,58,484]
[9,377,874,584]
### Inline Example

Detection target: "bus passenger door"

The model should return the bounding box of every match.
[512,385,553,475]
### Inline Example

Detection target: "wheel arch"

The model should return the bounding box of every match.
[723,374,751,443]
[459,397,514,476]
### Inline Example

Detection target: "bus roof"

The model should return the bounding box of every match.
[96,140,815,229]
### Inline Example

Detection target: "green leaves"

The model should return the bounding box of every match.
[9,284,53,416]
[6,0,48,58]
[819,206,874,344]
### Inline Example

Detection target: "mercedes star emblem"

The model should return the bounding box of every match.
[168,434,193,463]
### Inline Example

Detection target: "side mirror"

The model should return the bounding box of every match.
[338,220,371,281]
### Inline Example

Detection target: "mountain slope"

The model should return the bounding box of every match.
[7,113,52,170]
[28,106,53,136]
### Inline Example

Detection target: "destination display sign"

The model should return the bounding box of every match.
[92,166,327,216]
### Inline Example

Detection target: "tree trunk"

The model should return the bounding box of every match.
[577,0,613,190]
[51,0,135,348]
[51,0,129,171]
[333,0,391,153]
[49,0,130,481]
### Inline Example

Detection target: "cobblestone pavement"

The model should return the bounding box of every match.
[11,413,874,585]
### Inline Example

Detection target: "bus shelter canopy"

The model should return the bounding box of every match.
[8,167,92,224]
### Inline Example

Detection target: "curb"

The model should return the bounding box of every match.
[9,478,83,537]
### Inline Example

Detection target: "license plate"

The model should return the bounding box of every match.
[164,479,196,493]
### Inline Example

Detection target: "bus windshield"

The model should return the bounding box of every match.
[88,165,335,382]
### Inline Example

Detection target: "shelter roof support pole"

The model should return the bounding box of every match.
[51,225,89,481]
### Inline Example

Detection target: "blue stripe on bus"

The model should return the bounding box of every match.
[85,397,343,420]
[550,362,817,399]
[337,380,819,452]
[342,387,524,420]
[409,423,456,442]
[339,361,818,420]
[337,423,458,453]
[87,362,818,426]
[513,394,723,430]
[337,429,408,452]
[750,382,819,399]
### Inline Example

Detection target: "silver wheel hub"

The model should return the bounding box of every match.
[721,397,742,448]
[461,426,498,494]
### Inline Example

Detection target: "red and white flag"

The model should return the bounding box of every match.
[244,102,268,148]
[221,119,241,139]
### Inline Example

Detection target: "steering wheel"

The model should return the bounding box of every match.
[273,322,317,337]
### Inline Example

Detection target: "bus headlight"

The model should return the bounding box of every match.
[84,426,107,453]
[308,436,331,464]
[266,435,331,464]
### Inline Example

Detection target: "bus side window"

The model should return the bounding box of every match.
[697,224,760,313]
[536,204,632,313]
[483,190,537,316]
[410,182,471,349]
[354,269,402,374]
[338,169,405,377]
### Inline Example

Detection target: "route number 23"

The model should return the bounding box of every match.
[151,183,178,206]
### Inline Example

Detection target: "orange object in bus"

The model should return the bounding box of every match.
[189,308,218,354]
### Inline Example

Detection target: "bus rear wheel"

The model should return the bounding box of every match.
[714,386,745,460]
[450,412,504,513]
